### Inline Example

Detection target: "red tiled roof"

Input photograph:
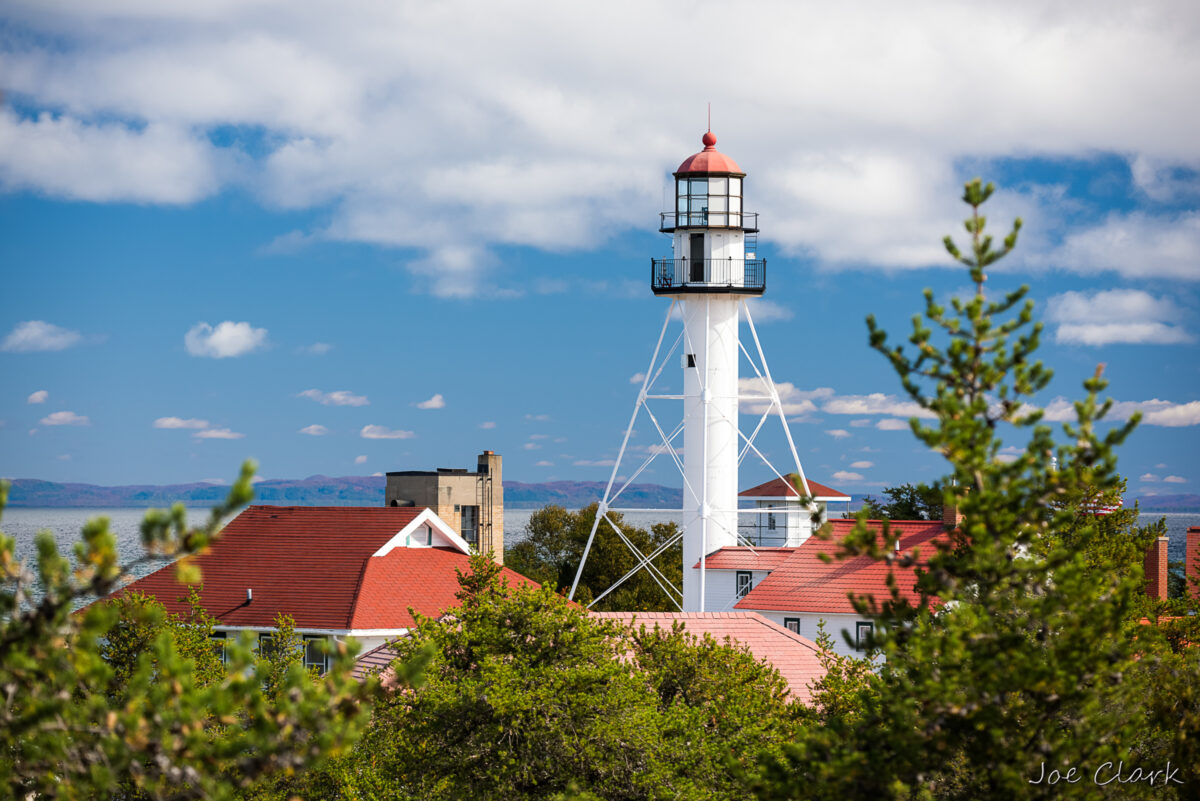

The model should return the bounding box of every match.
[594,611,824,702]
[740,475,850,500]
[735,519,946,614]
[112,505,533,631]
[691,546,797,571]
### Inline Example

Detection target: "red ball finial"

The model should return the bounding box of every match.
[702,131,717,148]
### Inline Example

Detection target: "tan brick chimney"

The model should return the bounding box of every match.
[942,499,963,530]
[1144,536,1168,601]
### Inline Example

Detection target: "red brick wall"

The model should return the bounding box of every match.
[1188,527,1200,601]
[1144,536,1168,601]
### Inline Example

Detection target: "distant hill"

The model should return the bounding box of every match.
[1133,494,1200,513]
[8,476,1192,514]
[4,476,683,509]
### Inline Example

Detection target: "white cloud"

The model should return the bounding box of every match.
[1046,289,1193,345]
[832,470,864,482]
[523,442,540,450]
[529,434,548,440]
[849,460,874,469]
[826,429,851,439]
[40,410,89,426]
[740,380,833,416]
[821,392,936,419]
[360,424,414,440]
[1041,397,1200,427]
[26,390,48,404]
[299,424,328,436]
[1140,473,1160,482]
[193,427,244,439]
[1,321,83,352]
[629,372,646,384]
[479,421,496,429]
[185,321,267,358]
[535,460,554,466]
[6,4,1199,292]
[1156,463,1168,469]
[298,388,369,406]
[154,416,209,429]
[1164,475,1187,484]
[849,418,872,427]
[876,418,910,431]
[355,454,368,464]
[298,342,333,355]
[415,393,446,410]
[526,414,550,421]
[743,299,792,323]
[0,109,222,204]
[371,471,383,476]
[1035,211,1200,281]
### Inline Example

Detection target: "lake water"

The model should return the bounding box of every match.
[3,507,1195,599]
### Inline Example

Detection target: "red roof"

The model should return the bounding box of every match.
[675,131,744,175]
[594,611,824,702]
[735,519,946,614]
[692,546,797,571]
[740,475,850,500]
[112,505,534,630]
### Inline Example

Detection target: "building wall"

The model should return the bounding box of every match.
[750,610,872,658]
[385,451,504,564]
[700,568,771,612]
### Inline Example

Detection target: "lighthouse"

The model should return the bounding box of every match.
[571,130,813,613]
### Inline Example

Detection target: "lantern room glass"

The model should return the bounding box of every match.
[675,176,744,227]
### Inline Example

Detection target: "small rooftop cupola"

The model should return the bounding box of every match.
[654,130,763,295]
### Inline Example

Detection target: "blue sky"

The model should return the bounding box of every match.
[1,1,1198,499]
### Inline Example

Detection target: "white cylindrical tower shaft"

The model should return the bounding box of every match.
[680,295,740,610]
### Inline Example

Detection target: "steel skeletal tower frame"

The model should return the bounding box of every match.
[568,132,815,612]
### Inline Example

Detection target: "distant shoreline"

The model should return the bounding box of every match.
[3,476,1197,513]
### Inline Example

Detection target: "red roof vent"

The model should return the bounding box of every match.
[675,131,744,176]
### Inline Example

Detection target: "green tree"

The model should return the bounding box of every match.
[754,179,1198,799]
[279,551,803,800]
[505,503,683,612]
[858,481,945,520]
[0,463,383,801]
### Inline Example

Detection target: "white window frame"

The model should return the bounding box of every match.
[735,571,753,599]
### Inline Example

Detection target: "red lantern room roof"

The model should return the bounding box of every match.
[675,131,744,176]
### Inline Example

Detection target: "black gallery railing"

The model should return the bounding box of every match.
[651,258,766,293]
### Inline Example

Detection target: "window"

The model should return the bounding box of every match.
[855,621,874,651]
[303,636,328,675]
[210,631,227,664]
[460,505,479,545]
[783,618,800,634]
[736,571,753,599]
[767,513,776,531]
[258,632,277,659]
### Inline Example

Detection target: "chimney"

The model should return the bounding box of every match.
[1144,536,1168,601]
[942,500,963,530]
[1188,527,1200,601]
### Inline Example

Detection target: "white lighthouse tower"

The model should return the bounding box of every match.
[570,130,814,612]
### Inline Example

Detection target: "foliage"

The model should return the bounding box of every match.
[272,551,803,800]
[754,179,1200,799]
[803,620,880,727]
[858,482,945,521]
[0,463,380,801]
[505,503,683,611]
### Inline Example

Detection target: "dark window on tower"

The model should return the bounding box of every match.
[460,505,479,545]
[736,571,753,599]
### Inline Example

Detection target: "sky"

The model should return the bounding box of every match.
[1,1,1198,500]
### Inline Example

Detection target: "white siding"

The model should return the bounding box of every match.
[699,568,771,612]
[750,611,872,658]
